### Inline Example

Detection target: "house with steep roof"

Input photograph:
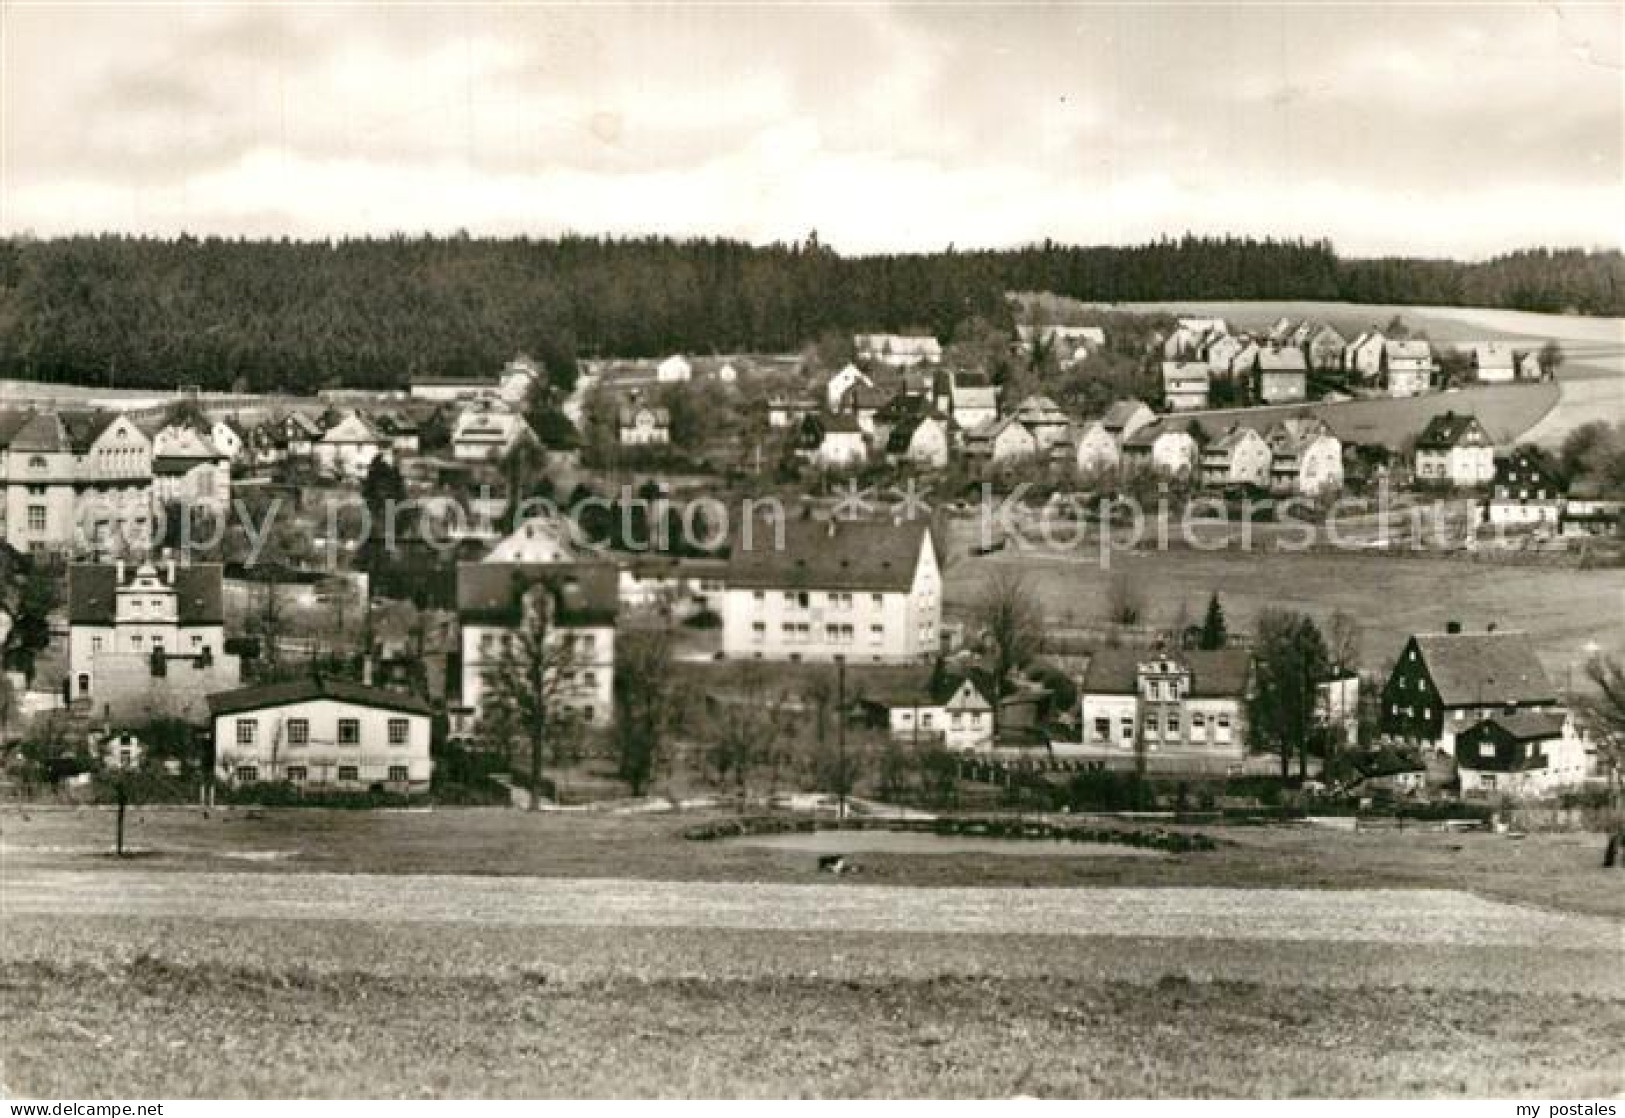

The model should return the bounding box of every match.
[1161,362,1211,411]
[1068,647,1253,761]
[656,354,693,383]
[1559,480,1624,538]
[67,559,238,720]
[1307,324,1347,370]
[1344,331,1387,381]
[1256,347,1309,405]
[1456,710,1593,798]
[209,676,433,792]
[720,518,940,664]
[1071,420,1120,474]
[313,412,392,480]
[824,363,873,412]
[1,409,154,554]
[964,414,1040,467]
[372,411,421,455]
[1381,624,1559,752]
[1472,343,1517,384]
[483,515,589,564]
[454,562,619,735]
[1205,334,1246,375]
[1122,419,1202,478]
[1518,351,1547,381]
[208,419,246,463]
[947,383,1000,431]
[1485,446,1563,528]
[618,402,671,446]
[1266,417,1343,495]
[795,413,868,469]
[1100,399,1156,445]
[1384,340,1434,397]
[1200,426,1273,489]
[884,412,951,469]
[499,356,543,405]
[1228,339,1261,378]
[1008,395,1073,450]
[451,404,537,464]
[1414,411,1495,487]
[854,666,994,751]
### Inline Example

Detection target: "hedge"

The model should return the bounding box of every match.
[682,814,1221,853]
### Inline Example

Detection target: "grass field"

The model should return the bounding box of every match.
[945,543,1625,681]
[3,808,1622,1097]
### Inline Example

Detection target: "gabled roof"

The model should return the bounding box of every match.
[1464,710,1566,742]
[1385,339,1432,362]
[1101,399,1151,431]
[68,562,225,625]
[456,562,619,627]
[1124,417,1201,449]
[321,412,386,445]
[1473,342,1516,368]
[853,666,992,709]
[727,518,932,592]
[1408,630,1555,707]
[1205,425,1263,455]
[60,411,128,453]
[1081,648,1252,698]
[885,412,947,453]
[952,385,1000,411]
[1011,395,1070,425]
[208,676,432,718]
[0,410,68,452]
[1162,362,1210,388]
[1258,347,1308,372]
[618,405,671,426]
[1416,411,1488,449]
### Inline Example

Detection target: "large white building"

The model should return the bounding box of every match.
[0,410,154,555]
[151,424,232,516]
[1414,411,1495,488]
[451,404,538,463]
[720,518,941,664]
[454,562,619,735]
[208,676,433,792]
[1068,648,1252,762]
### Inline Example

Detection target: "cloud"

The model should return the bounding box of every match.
[2,3,1619,256]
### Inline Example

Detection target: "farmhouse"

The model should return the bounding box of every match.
[964,414,1040,467]
[454,562,619,734]
[1200,426,1273,489]
[1344,331,1386,381]
[1068,647,1252,761]
[209,676,433,792]
[946,383,1000,431]
[719,518,941,664]
[1456,710,1593,799]
[1380,624,1558,753]
[824,364,873,412]
[796,413,868,469]
[1414,411,1495,488]
[884,413,951,469]
[1161,362,1211,411]
[1484,446,1562,528]
[1008,395,1073,450]
[855,668,995,752]
[1256,347,1309,404]
[314,412,391,480]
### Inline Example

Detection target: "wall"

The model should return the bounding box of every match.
[214,698,431,789]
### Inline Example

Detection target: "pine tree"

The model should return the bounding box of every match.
[1198,592,1228,651]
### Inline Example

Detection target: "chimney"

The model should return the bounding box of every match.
[115,559,125,583]
[1486,622,1498,633]
[361,656,374,687]
[827,520,837,538]
[1446,620,1462,634]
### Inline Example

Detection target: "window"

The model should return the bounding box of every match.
[338,718,360,745]
[388,718,409,745]
[286,766,307,782]
[869,624,883,645]
[91,636,103,653]
[235,766,258,783]
[1094,717,1110,740]
[752,622,766,641]
[337,765,359,782]
[1120,721,1134,741]
[26,506,45,532]
[921,712,934,729]
[1192,713,1206,730]
[286,719,309,745]
[386,764,410,783]
[581,706,595,723]
[27,455,45,471]
[236,719,257,745]
[1167,714,1181,735]
[871,594,883,607]
[77,673,90,696]
[1479,741,1495,759]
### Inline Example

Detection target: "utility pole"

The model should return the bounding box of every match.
[836,654,847,821]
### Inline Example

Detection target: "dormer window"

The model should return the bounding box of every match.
[28,455,46,471]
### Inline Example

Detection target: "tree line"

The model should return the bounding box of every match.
[1,233,1619,393]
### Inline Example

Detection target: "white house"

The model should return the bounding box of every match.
[1456,710,1593,798]
[1381,626,1559,753]
[797,413,868,469]
[1,410,155,555]
[451,404,538,463]
[1266,418,1343,496]
[965,415,1040,467]
[1484,446,1563,528]
[884,413,951,469]
[1414,411,1495,487]
[1100,399,1156,446]
[1008,395,1073,450]
[858,668,994,751]
[720,518,940,664]
[825,364,873,412]
[1072,420,1120,474]
[499,356,543,405]
[314,413,391,481]
[853,334,942,367]
[1161,362,1211,411]
[1472,343,1517,384]
[209,420,246,463]
[1067,648,1252,762]
[656,354,693,383]
[1199,426,1273,489]
[1384,340,1433,397]
[618,403,671,446]
[209,676,433,792]
[454,562,619,735]
[948,384,1000,431]
[1256,347,1309,405]
[1122,420,1201,478]
[1344,331,1387,381]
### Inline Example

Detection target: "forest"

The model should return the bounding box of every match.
[0,233,1618,394]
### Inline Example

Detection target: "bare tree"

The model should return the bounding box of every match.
[613,627,678,796]
[974,569,1045,727]
[1327,609,1362,675]
[1106,572,1146,627]
[707,663,793,805]
[1574,655,1625,865]
[481,584,581,811]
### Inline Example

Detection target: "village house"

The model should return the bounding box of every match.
[1256,347,1309,405]
[795,413,868,469]
[282,412,323,458]
[720,518,941,664]
[1266,317,1298,345]
[1071,420,1120,474]
[1344,331,1387,382]
[1007,395,1073,450]
[1067,647,1252,762]
[1122,419,1202,478]
[855,667,995,751]
[151,424,232,516]
[1518,351,1546,381]
[209,676,433,792]
[833,383,883,435]
[1484,446,1563,528]
[1307,324,1348,370]
[0,410,154,554]
[1380,623,1558,753]
[853,333,942,367]
[884,412,952,469]
[498,356,542,405]
[1100,399,1156,445]
[1161,362,1211,411]
[964,414,1040,468]
[373,412,421,455]
[67,559,239,721]
[409,374,501,403]
[1015,324,1103,367]
[766,394,820,429]
[656,354,692,384]
[946,382,1000,431]
[483,514,589,564]
[1228,339,1261,378]
[1205,333,1246,375]
[453,562,619,736]
[1472,343,1517,384]
[1384,340,1434,397]
[1316,672,1362,749]
[314,412,392,480]
[244,422,288,469]
[1456,710,1593,799]
[451,404,538,463]
[1200,425,1273,490]
[1414,411,1495,487]
[1266,417,1343,495]
[618,402,671,446]
[1559,480,1623,537]
[824,364,873,412]
[615,555,727,619]
[208,419,246,463]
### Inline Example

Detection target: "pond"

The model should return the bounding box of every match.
[731,829,1166,859]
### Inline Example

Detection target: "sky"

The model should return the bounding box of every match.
[1,3,1621,258]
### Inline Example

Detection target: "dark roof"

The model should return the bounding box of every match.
[1258,347,1308,372]
[59,410,123,453]
[1416,411,1488,449]
[1102,399,1149,431]
[1081,648,1252,698]
[884,412,946,453]
[851,666,990,708]
[456,562,619,627]
[208,676,432,718]
[1464,710,1566,741]
[727,518,932,592]
[1410,631,1555,707]
[0,410,67,452]
[68,563,225,625]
